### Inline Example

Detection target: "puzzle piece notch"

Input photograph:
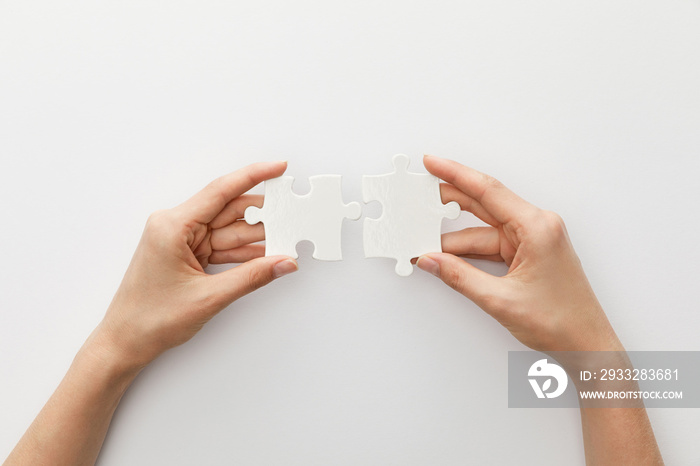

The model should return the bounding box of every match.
[244,175,361,261]
[362,154,460,276]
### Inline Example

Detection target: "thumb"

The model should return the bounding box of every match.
[417,253,506,317]
[210,255,298,307]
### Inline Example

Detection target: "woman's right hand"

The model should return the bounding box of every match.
[417,155,622,354]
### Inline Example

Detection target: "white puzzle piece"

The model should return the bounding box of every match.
[244,175,361,260]
[362,154,461,276]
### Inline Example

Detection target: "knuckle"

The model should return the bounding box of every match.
[205,184,229,211]
[245,168,261,188]
[482,173,503,191]
[145,209,182,244]
[210,224,241,251]
[207,176,226,193]
[480,292,509,315]
[229,224,243,246]
[231,195,247,212]
[542,209,565,227]
[146,209,168,224]
[475,173,504,201]
[483,173,501,188]
[535,210,567,243]
[442,265,465,290]
[195,286,222,313]
[243,265,272,294]
[145,209,172,232]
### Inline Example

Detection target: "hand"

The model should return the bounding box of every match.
[417,155,621,353]
[91,161,298,370]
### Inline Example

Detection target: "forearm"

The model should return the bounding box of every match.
[4,328,140,466]
[580,407,662,465]
[569,343,664,465]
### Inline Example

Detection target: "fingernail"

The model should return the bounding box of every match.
[273,259,298,278]
[417,256,440,277]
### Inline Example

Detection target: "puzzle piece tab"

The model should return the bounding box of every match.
[244,175,361,260]
[362,154,460,276]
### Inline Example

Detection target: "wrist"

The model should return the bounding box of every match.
[547,316,626,378]
[80,323,148,384]
[559,304,624,353]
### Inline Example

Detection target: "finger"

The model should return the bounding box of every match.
[209,244,266,264]
[441,227,501,257]
[440,183,499,227]
[210,221,265,251]
[424,155,538,225]
[193,229,213,268]
[207,255,298,310]
[412,252,504,264]
[417,253,508,319]
[178,161,287,224]
[462,253,504,262]
[209,195,264,229]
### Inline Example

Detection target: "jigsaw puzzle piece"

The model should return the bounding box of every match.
[244,176,297,257]
[305,175,361,260]
[244,175,360,261]
[362,154,460,276]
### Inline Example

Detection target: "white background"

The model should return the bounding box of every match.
[1,1,699,464]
